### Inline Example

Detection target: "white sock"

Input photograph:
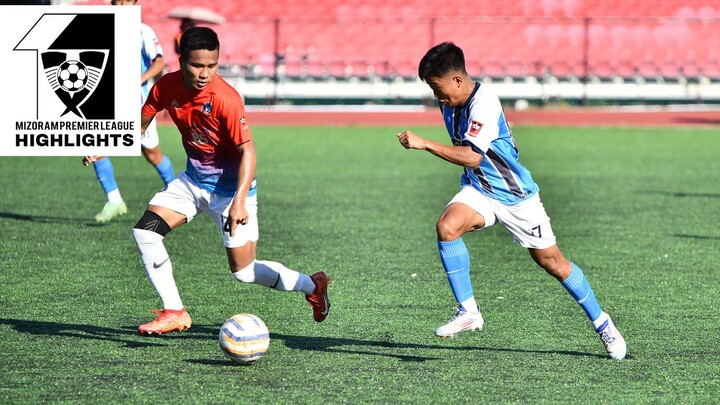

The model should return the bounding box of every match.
[107,189,123,204]
[460,297,480,313]
[233,260,315,294]
[132,228,183,310]
[592,312,609,330]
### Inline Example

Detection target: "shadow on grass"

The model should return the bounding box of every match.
[172,326,606,361]
[639,190,720,199]
[673,234,720,240]
[1,319,607,361]
[270,333,608,361]
[0,211,107,227]
[0,318,164,348]
[178,327,446,363]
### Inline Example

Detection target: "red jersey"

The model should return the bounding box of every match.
[142,70,254,196]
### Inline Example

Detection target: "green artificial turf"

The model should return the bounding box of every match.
[1,124,718,403]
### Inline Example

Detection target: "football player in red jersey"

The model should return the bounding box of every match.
[87,27,330,334]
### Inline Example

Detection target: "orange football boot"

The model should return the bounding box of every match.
[138,308,192,335]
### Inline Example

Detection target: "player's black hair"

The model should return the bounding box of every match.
[179,26,220,63]
[418,42,467,81]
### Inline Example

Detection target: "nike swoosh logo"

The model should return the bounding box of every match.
[153,257,169,269]
[320,294,329,316]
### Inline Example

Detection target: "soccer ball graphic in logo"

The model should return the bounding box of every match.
[56,60,88,92]
[219,314,270,365]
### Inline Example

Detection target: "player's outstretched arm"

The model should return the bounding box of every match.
[396,130,482,168]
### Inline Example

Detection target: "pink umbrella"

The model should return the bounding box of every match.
[167,6,226,25]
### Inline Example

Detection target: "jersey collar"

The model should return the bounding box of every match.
[461,81,481,109]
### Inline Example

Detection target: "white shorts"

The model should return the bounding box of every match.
[140,118,159,149]
[448,186,556,249]
[148,171,259,248]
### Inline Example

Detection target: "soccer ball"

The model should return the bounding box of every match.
[56,60,88,92]
[218,313,270,365]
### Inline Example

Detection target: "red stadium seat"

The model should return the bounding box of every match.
[701,61,720,79]
[589,61,614,79]
[67,0,718,81]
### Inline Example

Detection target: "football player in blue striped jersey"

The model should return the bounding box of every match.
[396,42,626,360]
[88,0,175,223]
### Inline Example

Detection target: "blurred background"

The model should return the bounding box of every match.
[30,0,720,109]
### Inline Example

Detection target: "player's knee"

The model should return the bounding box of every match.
[532,251,569,280]
[436,217,463,241]
[133,211,171,239]
[231,261,256,283]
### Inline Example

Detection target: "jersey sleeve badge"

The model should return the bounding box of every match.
[468,120,483,137]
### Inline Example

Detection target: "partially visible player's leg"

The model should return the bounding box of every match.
[529,246,626,360]
[143,146,175,186]
[134,174,197,335]
[215,194,329,322]
[434,187,495,338]
[529,246,598,317]
[506,193,626,359]
[436,206,478,314]
[134,207,190,335]
[141,119,175,185]
[92,157,127,223]
[229,250,315,294]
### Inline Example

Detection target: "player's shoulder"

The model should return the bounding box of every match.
[474,82,499,101]
[160,70,182,82]
[154,70,182,89]
[140,23,159,38]
[469,83,502,113]
[211,76,244,105]
[213,75,241,95]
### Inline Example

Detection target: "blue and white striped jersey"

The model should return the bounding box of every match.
[140,23,163,105]
[441,82,538,205]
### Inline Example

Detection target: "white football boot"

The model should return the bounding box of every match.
[95,200,127,223]
[435,308,484,338]
[595,312,627,360]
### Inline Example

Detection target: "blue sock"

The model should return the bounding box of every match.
[154,155,175,185]
[560,262,602,321]
[438,239,475,309]
[93,158,118,194]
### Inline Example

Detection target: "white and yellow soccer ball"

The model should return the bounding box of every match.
[218,314,270,365]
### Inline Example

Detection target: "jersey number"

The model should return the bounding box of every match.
[530,225,542,238]
[191,131,209,144]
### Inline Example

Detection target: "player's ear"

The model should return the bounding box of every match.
[452,74,463,87]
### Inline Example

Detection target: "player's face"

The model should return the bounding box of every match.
[426,74,464,107]
[110,0,137,5]
[181,49,219,91]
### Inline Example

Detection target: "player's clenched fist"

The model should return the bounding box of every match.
[82,156,104,166]
[396,130,426,150]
